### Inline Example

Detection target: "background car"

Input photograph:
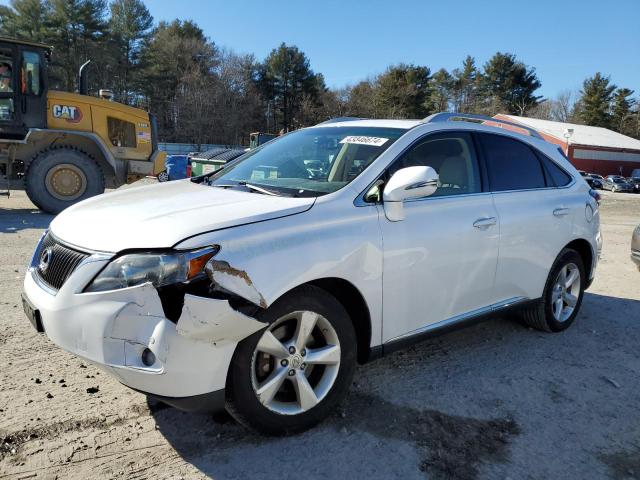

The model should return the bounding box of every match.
[579,171,602,189]
[625,177,640,193]
[587,173,604,189]
[603,175,634,192]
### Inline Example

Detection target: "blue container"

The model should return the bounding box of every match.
[165,155,189,180]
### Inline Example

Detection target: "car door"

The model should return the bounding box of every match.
[476,132,575,302]
[378,131,500,344]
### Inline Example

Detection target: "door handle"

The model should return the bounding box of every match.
[473,217,497,229]
[553,208,570,217]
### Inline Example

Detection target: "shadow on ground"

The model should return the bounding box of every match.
[0,208,53,233]
[150,390,518,480]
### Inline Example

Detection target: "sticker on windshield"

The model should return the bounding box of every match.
[340,136,389,147]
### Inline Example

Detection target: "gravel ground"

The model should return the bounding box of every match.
[1,186,639,480]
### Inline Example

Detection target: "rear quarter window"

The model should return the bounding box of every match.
[477,133,546,191]
[535,151,572,187]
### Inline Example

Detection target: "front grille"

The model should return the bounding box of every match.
[35,233,90,291]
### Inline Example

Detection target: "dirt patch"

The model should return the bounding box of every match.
[0,409,144,462]
[598,446,640,480]
[150,392,520,479]
[339,392,520,479]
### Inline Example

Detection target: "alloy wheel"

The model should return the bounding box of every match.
[251,310,341,415]
[550,263,581,322]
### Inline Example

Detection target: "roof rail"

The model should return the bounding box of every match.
[422,112,544,140]
[317,117,367,125]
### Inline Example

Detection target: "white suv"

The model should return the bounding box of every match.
[22,113,602,434]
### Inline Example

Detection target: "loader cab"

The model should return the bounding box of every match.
[0,37,49,140]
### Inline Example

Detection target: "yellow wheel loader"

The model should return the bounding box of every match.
[0,37,166,213]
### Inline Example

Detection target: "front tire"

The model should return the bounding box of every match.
[25,147,105,214]
[519,248,585,332]
[225,285,357,435]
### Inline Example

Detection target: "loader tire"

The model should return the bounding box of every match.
[25,147,105,214]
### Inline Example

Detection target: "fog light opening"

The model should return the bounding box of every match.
[141,348,156,367]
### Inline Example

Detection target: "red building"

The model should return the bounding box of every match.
[493,114,640,176]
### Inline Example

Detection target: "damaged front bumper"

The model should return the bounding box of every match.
[22,256,266,411]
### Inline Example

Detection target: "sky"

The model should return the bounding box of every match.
[2,0,639,99]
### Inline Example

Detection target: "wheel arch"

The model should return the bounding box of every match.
[17,129,122,187]
[563,238,594,280]
[305,277,373,365]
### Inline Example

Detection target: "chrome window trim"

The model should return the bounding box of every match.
[489,179,577,195]
[403,190,492,204]
[384,296,527,346]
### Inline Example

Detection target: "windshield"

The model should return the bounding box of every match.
[208,126,406,196]
[613,178,626,183]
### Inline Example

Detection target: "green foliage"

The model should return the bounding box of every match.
[256,43,323,132]
[577,73,616,128]
[45,0,108,90]
[452,55,478,113]
[430,68,454,113]
[108,0,153,103]
[480,52,542,115]
[611,88,635,135]
[0,0,49,42]
[376,64,432,118]
[141,20,216,140]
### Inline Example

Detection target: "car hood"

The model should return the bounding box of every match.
[50,180,315,252]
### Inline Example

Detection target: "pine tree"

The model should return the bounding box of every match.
[480,52,542,115]
[452,55,478,113]
[430,68,453,113]
[108,0,153,105]
[140,20,216,140]
[578,73,616,128]
[611,88,635,135]
[256,43,321,132]
[375,64,432,119]
[45,0,108,91]
[0,0,49,43]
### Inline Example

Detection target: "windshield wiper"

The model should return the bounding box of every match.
[210,181,280,196]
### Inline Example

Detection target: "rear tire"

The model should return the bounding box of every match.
[25,147,105,214]
[519,248,585,332]
[225,285,357,435]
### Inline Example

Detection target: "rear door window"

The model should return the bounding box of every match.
[478,133,546,192]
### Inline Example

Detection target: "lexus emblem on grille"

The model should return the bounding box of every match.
[39,247,53,274]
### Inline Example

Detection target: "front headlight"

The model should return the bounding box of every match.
[84,247,218,293]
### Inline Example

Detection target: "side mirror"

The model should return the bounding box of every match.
[382,166,438,221]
